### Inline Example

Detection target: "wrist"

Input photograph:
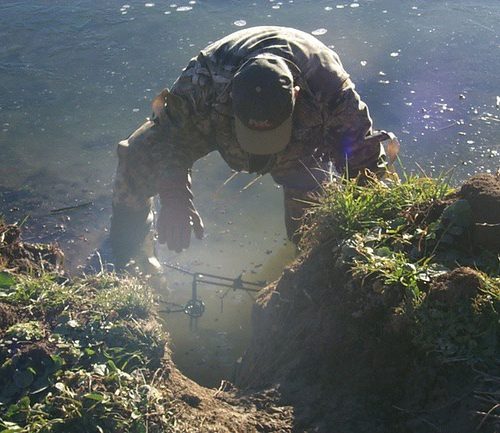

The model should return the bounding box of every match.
[157,171,192,201]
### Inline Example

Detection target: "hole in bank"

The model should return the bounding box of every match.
[158,244,295,388]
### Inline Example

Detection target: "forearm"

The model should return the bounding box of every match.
[157,170,193,203]
[110,118,197,262]
[271,157,332,192]
[110,123,159,267]
[323,80,388,178]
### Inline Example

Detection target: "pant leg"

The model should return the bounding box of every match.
[110,120,162,270]
[272,158,332,244]
[282,186,318,244]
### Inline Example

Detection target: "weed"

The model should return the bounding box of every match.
[302,171,454,246]
[0,270,179,432]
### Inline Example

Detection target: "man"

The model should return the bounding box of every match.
[110,26,399,273]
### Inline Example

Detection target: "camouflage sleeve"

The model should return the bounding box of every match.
[323,79,387,177]
[168,56,217,145]
[112,52,219,215]
[112,120,166,212]
[148,56,218,188]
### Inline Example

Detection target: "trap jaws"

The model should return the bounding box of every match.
[160,264,266,323]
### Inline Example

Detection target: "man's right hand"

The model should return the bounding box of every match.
[157,176,204,253]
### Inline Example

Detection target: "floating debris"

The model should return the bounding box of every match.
[144,2,155,7]
[325,6,333,11]
[176,6,192,11]
[234,20,247,27]
[390,52,399,57]
[311,28,328,36]
[360,60,367,66]
[350,3,360,8]
[50,202,93,214]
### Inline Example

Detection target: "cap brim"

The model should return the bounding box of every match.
[235,116,292,155]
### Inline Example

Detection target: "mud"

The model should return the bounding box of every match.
[0,222,64,275]
[0,221,64,274]
[237,245,498,432]
[427,266,484,305]
[0,302,19,330]
[0,222,295,432]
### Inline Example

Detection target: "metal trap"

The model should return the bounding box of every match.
[159,263,266,329]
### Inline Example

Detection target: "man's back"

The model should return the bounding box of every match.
[198,26,349,100]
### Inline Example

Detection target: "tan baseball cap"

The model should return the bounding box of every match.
[232,54,295,155]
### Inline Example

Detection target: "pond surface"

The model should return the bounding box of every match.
[1,0,498,387]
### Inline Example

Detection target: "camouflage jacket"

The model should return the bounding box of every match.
[144,26,386,191]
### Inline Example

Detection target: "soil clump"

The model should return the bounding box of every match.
[0,222,64,274]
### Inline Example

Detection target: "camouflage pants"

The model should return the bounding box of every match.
[271,158,333,243]
[110,120,164,268]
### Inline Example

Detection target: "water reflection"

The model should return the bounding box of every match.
[1,0,498,386]
[157,159,296,385]
[160,242,295,387]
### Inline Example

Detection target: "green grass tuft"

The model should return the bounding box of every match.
[302,172,454,245]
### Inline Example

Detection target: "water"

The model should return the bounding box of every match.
[1,0,499,387]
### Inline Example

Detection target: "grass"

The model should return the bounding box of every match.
[413,274,499,363]
[1,169,498,431]
[298,169,499,430]
[0,271,178,433]
[302,169,499,366]
[301,170,455,244]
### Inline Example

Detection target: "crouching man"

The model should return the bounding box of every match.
[110,26,399,273]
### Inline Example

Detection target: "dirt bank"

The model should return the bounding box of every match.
[237,173,499,433]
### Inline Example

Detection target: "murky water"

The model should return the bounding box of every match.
[1,0,498,387]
